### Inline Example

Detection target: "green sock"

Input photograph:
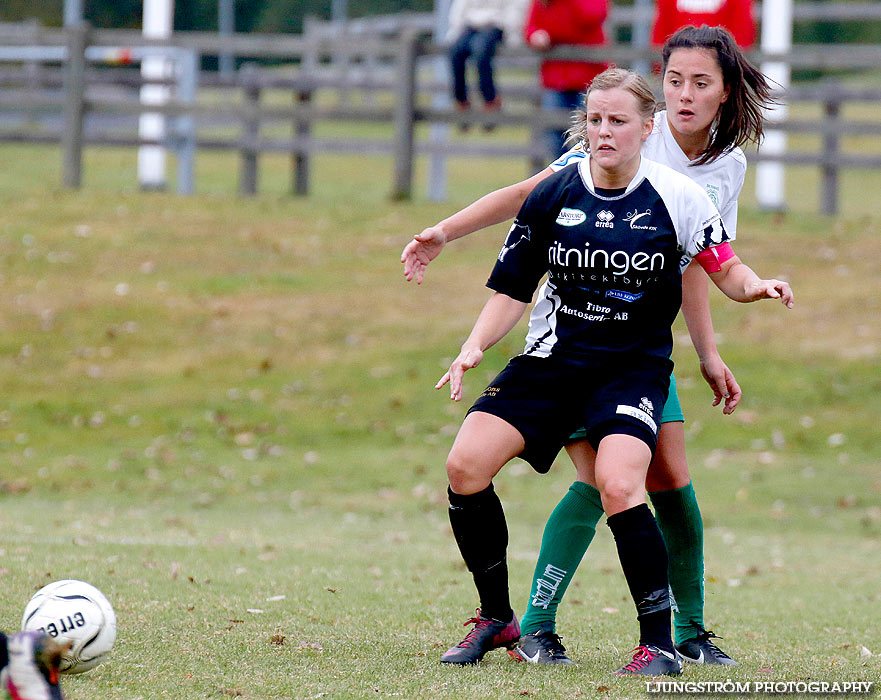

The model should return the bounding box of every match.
[649,482,704,645]
[520,481,604,635]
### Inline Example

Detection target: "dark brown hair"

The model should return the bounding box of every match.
[662,25,775,165]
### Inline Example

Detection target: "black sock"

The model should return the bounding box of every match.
[448,484,512,622]
[0,631,7,670]
[607,503,674,653]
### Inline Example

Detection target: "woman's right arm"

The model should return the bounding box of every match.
[401,167,554,284]
[681,261,742,414]
[435,292,528,401]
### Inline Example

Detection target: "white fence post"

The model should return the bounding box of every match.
[631,0,652,75]
[138,0,174,191]
[427,0,451,202]
[756,0,792,211]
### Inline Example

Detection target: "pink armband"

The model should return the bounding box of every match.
[694,242,735,274]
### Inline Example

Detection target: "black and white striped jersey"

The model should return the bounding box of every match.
[487,155,729,362]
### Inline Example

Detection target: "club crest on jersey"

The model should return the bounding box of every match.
[706,184,720,208]
[556,208,587,226]
[595,210,615,228]
[623,209,656,231]
[499,222,531,262]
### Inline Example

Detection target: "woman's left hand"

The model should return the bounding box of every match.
[745,279,794,308]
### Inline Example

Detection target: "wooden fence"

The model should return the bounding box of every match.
[1,23,881,213]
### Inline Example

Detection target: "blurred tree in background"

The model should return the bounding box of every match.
[1,0,432,33]
[1,0,878,44]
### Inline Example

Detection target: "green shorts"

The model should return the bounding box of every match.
[567,373,683,442]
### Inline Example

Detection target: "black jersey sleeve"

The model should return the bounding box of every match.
[486,186,554,303]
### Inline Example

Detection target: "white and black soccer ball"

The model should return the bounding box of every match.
[21,579,117,674]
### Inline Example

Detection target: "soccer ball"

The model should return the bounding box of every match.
[21,579,117,674]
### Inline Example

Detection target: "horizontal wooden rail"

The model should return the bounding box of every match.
[1,26,880,212]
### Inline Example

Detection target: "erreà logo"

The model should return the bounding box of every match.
[639,397,654,416]
[556,208,586,226]
[595,210,614,229]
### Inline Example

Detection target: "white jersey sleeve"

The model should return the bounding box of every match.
[549,141,587,172]
[715,153,746,241]
[641,159,730,268]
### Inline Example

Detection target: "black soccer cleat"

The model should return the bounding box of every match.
[440,610,520,665]
[613,645,683,676]
[509,629,574,665]
[676,628,737,666]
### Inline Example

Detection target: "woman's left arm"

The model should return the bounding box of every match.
[705,252,794,308]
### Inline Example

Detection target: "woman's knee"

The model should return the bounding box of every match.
[446,449,489,494]
[645,465,690,492]
[598,478,641,510]
[646,424,691,491]
[566,440,597,486]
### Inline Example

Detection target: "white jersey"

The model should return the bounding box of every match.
[549,110,747,239]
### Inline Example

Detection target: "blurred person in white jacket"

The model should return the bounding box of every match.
[448,0,529,128]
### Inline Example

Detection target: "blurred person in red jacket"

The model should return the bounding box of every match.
[652,0,756,48]
[524,0,609,158]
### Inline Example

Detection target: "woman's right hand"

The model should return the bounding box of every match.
[401,225,447,284]
[436,346,484,401]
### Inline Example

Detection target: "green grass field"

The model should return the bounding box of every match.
[0,143,880,699]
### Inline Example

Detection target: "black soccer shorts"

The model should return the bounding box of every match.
[467,353,671,473]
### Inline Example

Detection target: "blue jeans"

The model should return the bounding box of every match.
[449,27,504,104]
[542,89,584,159]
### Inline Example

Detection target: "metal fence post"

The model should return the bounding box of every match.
[292,84,312,196]
[529,89,546,177]
[174,48,199,195]
[239,63,260,196]
[391,29,420,201]
[62,22,89,189]
[821,93,841,216]
[426,0,451,203]
[292,38,317,197]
